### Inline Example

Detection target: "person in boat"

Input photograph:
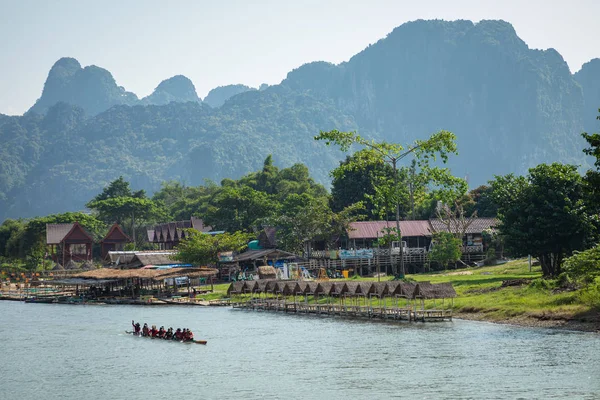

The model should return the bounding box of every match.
[132,320,141,335]
[183,328,194,342]
[142,323,150,337]
[150,325,159,337]
[165,327,173,340]
[158,326,166,338]
[174,328,183,340]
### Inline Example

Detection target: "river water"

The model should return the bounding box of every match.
[1,301,599,400]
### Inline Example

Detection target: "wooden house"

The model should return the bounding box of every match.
[147,217,213,250]
[46,222,94,265]
[100,223,132,259]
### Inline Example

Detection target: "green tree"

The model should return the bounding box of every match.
[490,163,595,277]
[582,110,600,217]
[462,185,498,217]
[87,177,167,246]
[429,231,462,269]
[330,149,396,220]
[176,230,253,266]
[203,185,277,232]
[0,219,26,259]
[315,129,464,276]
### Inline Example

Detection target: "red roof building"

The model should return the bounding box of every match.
[101,223,132,259]
[46,222,94,265]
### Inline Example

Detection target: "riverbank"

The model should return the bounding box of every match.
[407,259,600,333]
[208,259,600,333]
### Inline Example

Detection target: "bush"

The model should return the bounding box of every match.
[528,278,555,290]
[578,277,600,310]
[563,244,600,285]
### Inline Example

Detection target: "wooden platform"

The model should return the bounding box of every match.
[231,299,452,322]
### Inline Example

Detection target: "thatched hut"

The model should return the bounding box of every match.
[270,281,284,295]
[258,265,277,280]
[413,282,437,299]
[372,282,389,298]
[284,281,303,296]
[306,281,319,295]
[276,282,294,296]
[358,282,376,297]
[297,281,310,295]
[227,281,245,296]
[344,281,361,296]
[243,280,259,293]
[315,281,335,297]
[256,279,275,294]
[331,281,349,296]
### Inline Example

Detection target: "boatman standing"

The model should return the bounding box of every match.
[132,320,141,335]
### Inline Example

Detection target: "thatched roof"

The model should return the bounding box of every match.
[386,281,416,298]
[297,281,310,294]
[414,282,447,299]
[73,268,158,280]
[245,280,259,293]
[344,281,361,295]
[258,265,277,279]
[306,281,319,294]
[284,281,303,295]
[315,281,335,296]
[256,279,275,293]
[373,282,389,297]
[71,267,216,281]
[358,281,376,296]
[227,281,246,295]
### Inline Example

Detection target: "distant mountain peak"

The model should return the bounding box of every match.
[142,75,200,106]
[28,57,138,116]
[203,84,255,108]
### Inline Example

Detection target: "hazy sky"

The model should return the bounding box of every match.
[1,0,598,115]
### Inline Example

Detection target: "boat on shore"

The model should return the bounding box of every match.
[125,331,207,345]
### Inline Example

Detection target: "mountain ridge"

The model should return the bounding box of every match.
[2,19,600,221]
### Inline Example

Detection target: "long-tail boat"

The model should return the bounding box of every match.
[125,331,207,345]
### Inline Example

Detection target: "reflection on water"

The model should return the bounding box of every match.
[1,302,599,400]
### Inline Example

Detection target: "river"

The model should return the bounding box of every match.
[0,301,599,399]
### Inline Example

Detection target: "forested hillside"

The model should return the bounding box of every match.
[1,19,599,221]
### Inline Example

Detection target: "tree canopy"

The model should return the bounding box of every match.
[490,163,595,277]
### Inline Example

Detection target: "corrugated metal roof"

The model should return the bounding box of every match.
[347,220,432,239]
[430,218,497,234]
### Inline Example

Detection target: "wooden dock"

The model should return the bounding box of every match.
[231,298,452,322]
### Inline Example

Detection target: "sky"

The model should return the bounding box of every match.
[0,0,599,115]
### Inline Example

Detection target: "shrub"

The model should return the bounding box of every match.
[578,277,600,310]
[563,244,600,285]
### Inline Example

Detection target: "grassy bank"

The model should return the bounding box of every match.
[201,259,599,332]
[406,259,599,331]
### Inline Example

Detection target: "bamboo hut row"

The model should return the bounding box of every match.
[227,280,455,300]
[227,280,456,322]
